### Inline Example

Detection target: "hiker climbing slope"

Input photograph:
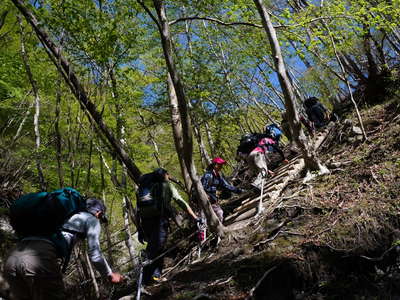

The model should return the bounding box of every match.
[237,133,288,190]
[200,157,243,222]
[136,168,199,286]
[5,190,123,300]
[304,97,330,129]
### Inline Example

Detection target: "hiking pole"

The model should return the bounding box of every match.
[136,251,144,300]
[256,174,266,216]
[196,218,206,259]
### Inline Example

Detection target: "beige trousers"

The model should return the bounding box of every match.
[4,239,66,300]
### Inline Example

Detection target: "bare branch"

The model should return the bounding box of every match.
[169,16,262,28]
[136,0,161,31]
[169,15,355,29]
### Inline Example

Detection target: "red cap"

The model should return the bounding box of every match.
[212,157,226,165]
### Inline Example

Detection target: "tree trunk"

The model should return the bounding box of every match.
[55,76,65,188]
[109,67,137,266]
[192,121,210,169]
[321,21,368,141]
[138,110,163,167]
[363,24,379,79]
[100,154,115,266]
[85,140,93,190]
[204,121,216,159]
[151,0,225,236]
[84,250,100,299]
[9,99,33,149]
[167,73,193,192]
[18,15,46,191]
[253,0,327,172]
[12,0,142,184]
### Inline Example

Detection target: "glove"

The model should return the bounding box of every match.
[196,218,204,226]
[108,272,124,284]
[261,169,267,178]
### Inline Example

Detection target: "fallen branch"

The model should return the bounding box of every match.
[247,266,277,299]
[209,276,234,287]
[254,230,282,248]
[359,245,398,262]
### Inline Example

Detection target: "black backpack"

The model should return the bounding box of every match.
[137,171,172,218]
[238,133,263,154]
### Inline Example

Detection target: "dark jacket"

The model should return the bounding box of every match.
[306,103,328,128]
[201,170,241,203]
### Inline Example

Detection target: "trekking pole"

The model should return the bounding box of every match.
[256,175,266,216]
[136,251,144,300]
[196,218,206,259]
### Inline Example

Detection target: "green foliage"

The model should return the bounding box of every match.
[1,0,399,249]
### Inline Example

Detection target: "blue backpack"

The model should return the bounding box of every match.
[265,124,282,142]
[9,187,86,271]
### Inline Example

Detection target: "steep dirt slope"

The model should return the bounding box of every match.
[140,100,400,300]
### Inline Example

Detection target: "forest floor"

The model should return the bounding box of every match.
[136,99,400,300]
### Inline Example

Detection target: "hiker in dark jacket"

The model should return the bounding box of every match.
[304,97,329,129]
[4,198,123,300]
[201,157,243,221]
[137,168,198,285]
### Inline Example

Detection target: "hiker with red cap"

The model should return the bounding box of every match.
[200,157,243,222]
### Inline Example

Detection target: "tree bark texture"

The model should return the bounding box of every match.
[152,0,225,235]
[55,76,65,188]
[18,15,46,191]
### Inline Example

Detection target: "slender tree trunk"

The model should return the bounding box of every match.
[363,24,379,78]
[371,34,387,66]
[98,149,139,230]
[204,121,216,158]
[192,122,210,169]
[66,100,77,187]
[55,76,64,188]
[85,140,93,190]
[109,67,137,265]
[137,110,162,167]
[253,0,327,172]
[9,99,33,149]
[12,0,142,184]
[18,15,46,190]
[84,250,100,299]
[100,154,115,266]
[73,111,84,187]
[167,73,193,192]
[74,246,91,297]
[151,0,225,235]
[0,90,30,137]
[322,22,368,141]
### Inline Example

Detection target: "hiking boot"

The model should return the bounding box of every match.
[152,275,167,283]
